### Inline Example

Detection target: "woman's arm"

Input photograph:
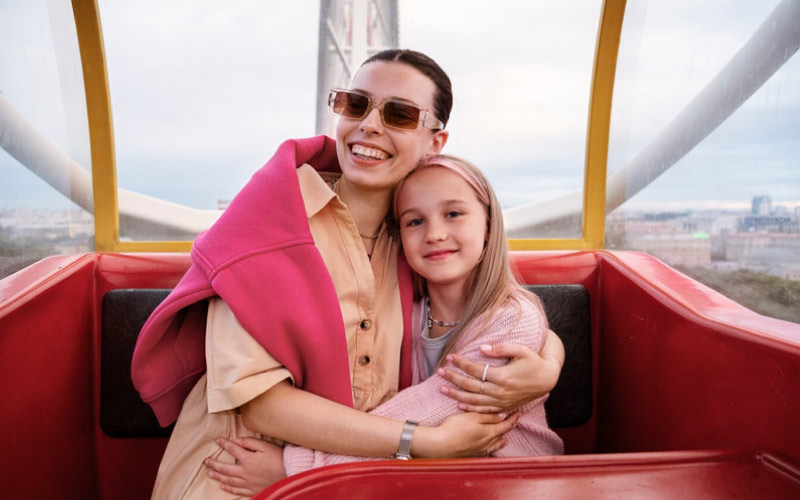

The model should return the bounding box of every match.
[207,410,518,495]
[440,328,565,412]
[240,380,515,458]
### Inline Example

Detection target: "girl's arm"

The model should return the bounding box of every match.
[440,328,565,412]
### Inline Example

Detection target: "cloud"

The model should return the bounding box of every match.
[2,0,797,213]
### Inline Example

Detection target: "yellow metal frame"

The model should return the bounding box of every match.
[509,0,626,250]
[72,0,192,252]
[74,0,624,253]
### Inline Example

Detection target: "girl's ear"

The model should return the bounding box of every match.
[430,129,449,153]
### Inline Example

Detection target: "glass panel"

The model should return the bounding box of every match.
[0,0,93,279]
[607,0,800,324]
[401,0,602,238]
[99,0,601,241]
[99,1,319,241]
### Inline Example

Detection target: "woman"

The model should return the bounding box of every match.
[132,49,564,499]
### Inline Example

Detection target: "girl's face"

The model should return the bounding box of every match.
[336,61,448,193]
[396,167,488,293]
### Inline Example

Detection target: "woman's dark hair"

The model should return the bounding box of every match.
[362,49,453,129]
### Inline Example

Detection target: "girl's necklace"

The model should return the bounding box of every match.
[426,298,460,329]
[331,177,381,240]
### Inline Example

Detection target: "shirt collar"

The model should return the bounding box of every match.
[297,163,339,218]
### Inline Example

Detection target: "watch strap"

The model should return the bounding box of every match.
[394,420,418,460]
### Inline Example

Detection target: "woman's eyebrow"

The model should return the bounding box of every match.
[351,88,420,106]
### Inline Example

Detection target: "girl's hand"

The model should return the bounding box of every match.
[438,330,565,413]
[413,411,520,458]
[205,437,286,496]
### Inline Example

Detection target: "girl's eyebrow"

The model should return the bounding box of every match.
[397,207,420,220]
[398,199,471,219]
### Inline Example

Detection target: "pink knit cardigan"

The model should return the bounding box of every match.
[282,293,564,475]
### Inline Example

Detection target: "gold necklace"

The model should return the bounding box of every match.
[331,177,381,240]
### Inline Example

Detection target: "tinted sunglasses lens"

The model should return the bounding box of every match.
[382,101,421,130]
[333,91,369,118]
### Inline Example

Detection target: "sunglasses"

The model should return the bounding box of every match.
[328,89,445,131]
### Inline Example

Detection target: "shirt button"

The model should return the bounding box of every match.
[360,319,372,330]
[358,355,371,366]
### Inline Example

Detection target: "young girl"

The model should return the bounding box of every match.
[209,154,563,490]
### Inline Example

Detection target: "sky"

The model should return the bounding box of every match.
[1,0,798,216]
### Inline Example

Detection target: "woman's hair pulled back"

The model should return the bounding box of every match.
[362,49,453,128]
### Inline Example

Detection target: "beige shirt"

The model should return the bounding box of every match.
[151,164,403,499]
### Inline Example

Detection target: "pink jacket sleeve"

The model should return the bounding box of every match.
[282,296,563,476]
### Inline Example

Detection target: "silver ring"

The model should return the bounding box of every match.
[479,380,485,395]
[481,363,490,383]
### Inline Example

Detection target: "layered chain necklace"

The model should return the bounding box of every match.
[426,298,460,329]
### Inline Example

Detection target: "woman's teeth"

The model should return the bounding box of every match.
[352,144,388,160]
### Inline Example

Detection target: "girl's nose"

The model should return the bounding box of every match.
[359,107,384,134]
[425,221,447,242]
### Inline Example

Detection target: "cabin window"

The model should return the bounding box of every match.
[99,0,319,242]
[398,0,604,240]
[606,0,800,324]
[97,0,604,244]
[0,0,93,279]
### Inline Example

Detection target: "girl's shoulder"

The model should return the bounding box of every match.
[465,291,546,346]
[495,289,545,323]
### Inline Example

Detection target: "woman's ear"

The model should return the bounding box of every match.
[430,129,449,153]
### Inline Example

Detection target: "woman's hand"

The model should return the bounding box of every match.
[205,437,286,497]
[413,411,520,458]
[438,330,565,413]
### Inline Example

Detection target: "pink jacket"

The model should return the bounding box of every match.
[131,136,414,426]
[283,293,564,474]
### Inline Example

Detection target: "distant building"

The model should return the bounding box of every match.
[752,195,772,216]
[625,232,711,267]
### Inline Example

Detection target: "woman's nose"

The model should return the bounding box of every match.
[359,107,384,134]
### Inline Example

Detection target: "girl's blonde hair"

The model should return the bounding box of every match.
[393,154,547,362]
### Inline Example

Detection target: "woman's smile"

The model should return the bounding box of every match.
[350,142,391,161]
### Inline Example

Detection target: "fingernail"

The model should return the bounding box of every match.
[499,412,508,420]
[445,355,453,362]
[215,438,221,445]
[235,437,241,444]
[204,458,209,465]
[480,344,492,352]
[458,403,467,410]
[440,386,449,395]
[437,368,445,377]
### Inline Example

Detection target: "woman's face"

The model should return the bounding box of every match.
[336,61,449,193]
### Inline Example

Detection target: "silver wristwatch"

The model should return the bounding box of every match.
[394,420,418,460]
